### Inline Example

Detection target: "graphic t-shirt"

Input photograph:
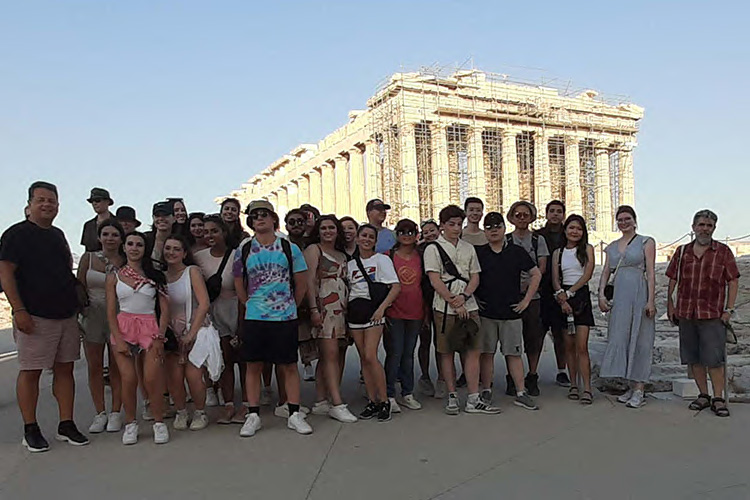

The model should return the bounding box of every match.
[347,254,399,302]
[474,243,536,320]
[387,252,424,320]
[232,237,307,321]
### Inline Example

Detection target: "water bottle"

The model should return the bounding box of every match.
[567,314,576,335]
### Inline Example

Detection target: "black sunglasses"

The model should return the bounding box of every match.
[250,209,271,220]
[485,223,505,230]
[287,218,305,227]
[396,229,417,237]
[90,198,104,203]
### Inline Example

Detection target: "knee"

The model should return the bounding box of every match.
[576,345,590,357]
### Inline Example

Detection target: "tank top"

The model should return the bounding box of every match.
[116,274,157,314]
[561,247,584,286]
[167,266,199,335]
[86,253,107,303]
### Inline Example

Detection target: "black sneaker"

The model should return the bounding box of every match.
[360,401,379,420]
[55,421,90,446]
[377,401,392,422]
[22,423,50,453]
[525,373,540,397]
[456,373,467,388]
[556,372,571,387]
[505,375,516,396]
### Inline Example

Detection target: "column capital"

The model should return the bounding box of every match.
[564,135,581,146]
[349,144,365,155]
[594,141,611,152]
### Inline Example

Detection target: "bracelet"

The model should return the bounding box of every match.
[554,289,565,297]
[566,290,576,299]
[12,307,27,315]
[310,307,319,312]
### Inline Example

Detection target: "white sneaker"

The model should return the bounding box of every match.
[274,403,311,418]
[142,402,154,422]
[388,397,402,413]
[288,411,313,435]
[303,364,315,381]
[106,411,123,432]
[617,388,634,404]
[205,388,219,407]
[240,413,262,437]
[434,379,448,399]
[153,422,169,444]
[626,389,646,408]
[190,410,209,430]
[173,410,189,430]
[312,400,332,416]
[399,394,422,410]
[88,412,107,434]
[122,422,138,445]
[329,404,358,423]
[260,387,273,406]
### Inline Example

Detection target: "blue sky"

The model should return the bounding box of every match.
[2,1,748,252]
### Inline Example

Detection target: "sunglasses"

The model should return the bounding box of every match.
[396,230,417,237]
[287,219,305,227]
[513,212,530,219]
[90,198,104,203]
[485,223,505,230]
[250,209,271,220]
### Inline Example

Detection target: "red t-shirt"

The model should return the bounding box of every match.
[387,251,425,320]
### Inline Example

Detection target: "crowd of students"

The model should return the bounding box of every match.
[0,181,739,453]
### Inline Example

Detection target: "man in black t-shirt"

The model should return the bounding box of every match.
[535,200,570,387]
[475,212,542,411]
[80,187,114,252]
[0,181,89,452]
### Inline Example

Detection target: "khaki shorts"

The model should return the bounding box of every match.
[13,315,81,370]
[433,309,481,354]
[479,317,523,356]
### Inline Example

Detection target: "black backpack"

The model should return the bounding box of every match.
[240,237,296,294]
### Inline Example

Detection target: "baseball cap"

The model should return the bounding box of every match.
[366,198,391,212]
[483,212,505,228]
[152,201,174,216]
[244,199,275,214]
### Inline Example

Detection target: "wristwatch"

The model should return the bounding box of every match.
[566,290,576,299]
[460,292,469,300]
[725,308,736,316]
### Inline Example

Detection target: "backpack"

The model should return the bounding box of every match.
[240,237,296,294]
[506,233,540,265]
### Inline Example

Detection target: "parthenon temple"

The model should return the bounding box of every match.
[219,67,644,240]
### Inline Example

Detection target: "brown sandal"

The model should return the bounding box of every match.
[688,394,711,411]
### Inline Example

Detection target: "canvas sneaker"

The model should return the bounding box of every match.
[329,404,358,423]
[153,422,170,444]
[465,398,502,415]
[434,379,448,399]
[122,422,139,445]
[388,397,402,413]
[190,410,209,431]
[55,421,89,446]
[312,400,332,416]
[417,377,435,397]
[205,387,219,407]
[288,412,313,434]
[399,394,422,410]
[240,413,262,437]
[88,411,108,434]
[626,389,646,408]
[22,424,50,453]
[106,411,123,432]
[514,391,539,411]
[618,388,634,404]
[377,401,392,422]
[360,401,379,420]
[445,393,460,415]
[173,409,189,430]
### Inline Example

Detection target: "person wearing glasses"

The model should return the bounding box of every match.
[384,219,424,413]
[81,187,115,252]
[232,200,312,437]
[504,201,549,398]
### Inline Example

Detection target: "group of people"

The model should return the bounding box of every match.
[0,181,739,453]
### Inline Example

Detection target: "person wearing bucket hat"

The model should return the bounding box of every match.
[81,187,114,252]
[115,206,141,235]
[505,200,549,397]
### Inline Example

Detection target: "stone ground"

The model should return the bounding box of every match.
[0,330,748,500]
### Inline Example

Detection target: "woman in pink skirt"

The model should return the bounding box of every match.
[106,231,170,445]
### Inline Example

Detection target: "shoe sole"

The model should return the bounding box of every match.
[330,415,358,423]
[55,434,90,446]
[377,415,392,422]
[288,424,313,434]
[513,401,539,411]
[465,408,502,414]
[626,402,646,408]
[154,438,169,445]
[444,407,460,416]
[240,424,262,437]
[21,438,49,453]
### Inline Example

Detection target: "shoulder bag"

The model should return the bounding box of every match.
[603,234,637,301]
[205,249,232,303]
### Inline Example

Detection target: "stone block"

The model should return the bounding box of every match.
[672,378,701,399]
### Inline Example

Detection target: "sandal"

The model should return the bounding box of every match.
[688,393,711,411]
[568,387,579,400]
[710,397,730,417]
[580,391,593,405]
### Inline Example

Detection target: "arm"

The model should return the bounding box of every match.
[234,276,248,305]
[722,279,739,324]
[293,270,308,307]
[106,273,128,354]
[372,283,401,322]
[598,250,612,312]
[77,252,90,289]
[551,249,562,300]
[537,256,548,275]
[184,267,210,344]
[667,278,678,325]
[428,271,454,303]
[303,246,322,325]
[514,267,541,313]
[644,238,657,318]
[0,261,33,334]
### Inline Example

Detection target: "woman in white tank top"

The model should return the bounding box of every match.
[551,215,596,405]
[76,220,125,434]
[106,231,170,445]
[163,234,211,431]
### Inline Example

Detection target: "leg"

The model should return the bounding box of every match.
[385,320,405,398]
[314,359,327,403]
[440,353,457,393]
[691,364,709,395]
[463,349,481,394]
[417,321,431,380]
[506,355,526,392]
[220,337,235,405]
[165,354,187,411]
[84,342,106,414]
[16,370,42,425]
[185,363,207,410]
[107,346,122,411]
[280,363,301,406]
[552,326,567,370]
[364,326,387,402]
[352,330,375,401]
[480,353,495,391]
[143,346,166,422]
[708,366,726,400]
[575,326,592,393]
[113,352,138,423]
[52,362,75,422]
[245,362,263,407]
[136,352,148,402]
[399,320,420,396]
[319,338,343,406]
[565,333,578,389]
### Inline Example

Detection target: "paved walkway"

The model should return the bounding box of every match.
[0,340,747,500]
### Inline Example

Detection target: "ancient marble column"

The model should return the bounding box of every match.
[308,168,322,211]
[564,136,583,215]
[399,123,421,221]
[534,131,551,210]
[468,125,486,201]
[288,181,300,211]
[267,192,279,213]
[321,162,335,214]
[277,186,289,220]
[298,176,310,206]
[334,155,350,216]
[430,124,450,218]
[364,139,381,203]
[349,145,366,222]
[618,146,635,207]
[594,142,613,232]
[501,128,520,210]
